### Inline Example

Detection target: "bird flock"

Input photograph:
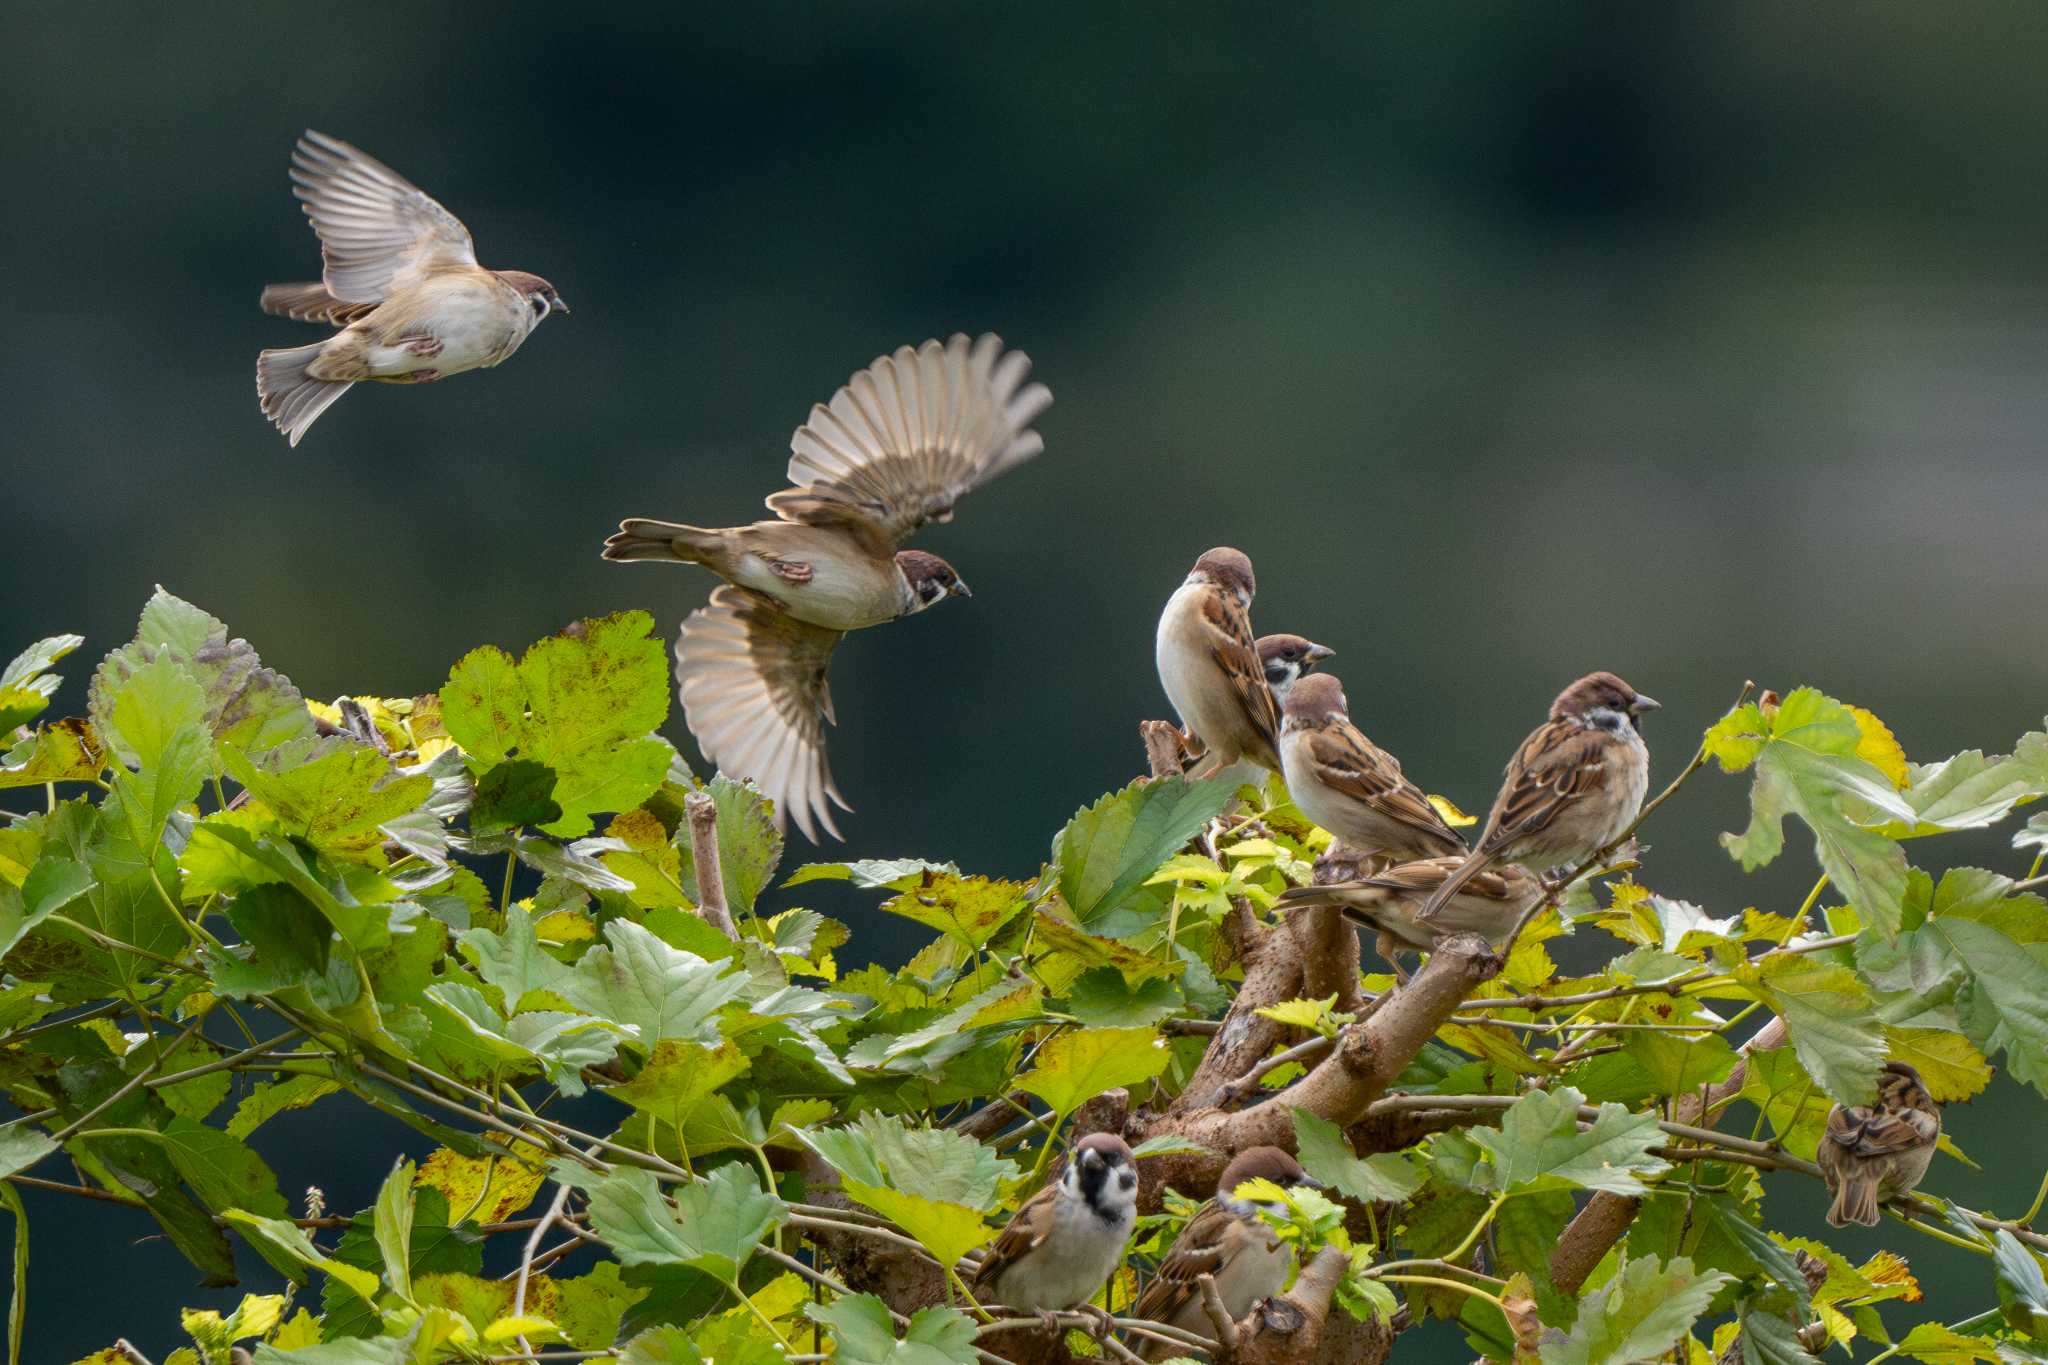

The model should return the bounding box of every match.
[252,132,1940,1330]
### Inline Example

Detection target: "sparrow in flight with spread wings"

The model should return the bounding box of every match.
[256,130,567,446]
[603,332,1050,840]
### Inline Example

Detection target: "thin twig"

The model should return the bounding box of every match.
[685,791,739,941]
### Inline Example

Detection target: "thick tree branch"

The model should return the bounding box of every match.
[1217,1246,1354,1365]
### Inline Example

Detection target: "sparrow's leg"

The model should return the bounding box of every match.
[766,558,814,585]
[1036,1309,1062,1335]
[1081,1304,1117,1341]
[1377,932,1412,985]
[400,336,445,358]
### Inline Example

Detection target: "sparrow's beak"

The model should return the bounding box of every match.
[551,296,571,316]
[1629,693,1662,715]
[1292,1174,1325,1191]
[1304,643,1336,663]
[949,580,972,599]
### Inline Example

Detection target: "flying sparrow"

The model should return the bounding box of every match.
[1419,671,1659,924]
[1279,672,1468,863]
[1257,634,1335,706]
[256,131,567,446]
[1156,549,1282,777]
[1817,1061,1940,1228]
[602,333,1049,841]
[1133,1146,1318,1356]
[972,1133,1137,1332]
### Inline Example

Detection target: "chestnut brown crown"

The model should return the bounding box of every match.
[1191,547,1257,599]
[1550,671,1660,725]
[1281,670,1351,723]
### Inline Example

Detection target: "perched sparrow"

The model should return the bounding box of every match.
[1279,673,1467,863]
[1134,1147,1317,1355]
[256,131,567,446]
[1156,549,1282,776]
[1256,634,1335,706]
[1276,856,1539,962]
[1419,671,1659,924]
[973,1133,1137,1330]
[1817,1061,1940,1228]
[603,333,1049,840]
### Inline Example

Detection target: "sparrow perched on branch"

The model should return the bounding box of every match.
[1256,634,1335,706]
[256,131,567,446]
[1279,673,1468,864]
[1133,1146,1317,1355]
[1276,856,1538,963]
[603,332,1049,841]
[972,1133,1137,1330]
[1817,1061,1941,1228]
[1156,549,1282,777]
[1419,671,1659,924]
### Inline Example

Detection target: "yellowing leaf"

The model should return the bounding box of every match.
[417,1141,551,1224]
[1428,793,1478,827]
[270,1308,321,1349]
[1254,996,1351,1037]
[484,1315,562,1344]
[1848,706,1911,790]
[1883,1027,1993,1103]
[1016,1026,1170,1117]
[843,1182,989,1270]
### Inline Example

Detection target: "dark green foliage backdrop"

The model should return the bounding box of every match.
[4,4,2048,1357]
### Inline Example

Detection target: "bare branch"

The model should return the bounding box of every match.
[684,790,740,941]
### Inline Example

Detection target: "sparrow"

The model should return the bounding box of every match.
[1278,672,1468,863]
[256,130,568,446]
[1276,856,1539,968]
[1133,1146,1318,1356]
[1817,1061,1940,1228]
[1156,549,1282,777]
[1256,634,1335,707]
[1419,671,1659,924]
[972,1132,1137,1331]
[602,333,1049,841]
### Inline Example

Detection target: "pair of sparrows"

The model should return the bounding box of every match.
[1155,546,1661,958]
[257,132,568,446]
[970,1138,1316,1346]
[1817,1061,1942,1228]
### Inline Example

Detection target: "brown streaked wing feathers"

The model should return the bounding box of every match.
[1479,719,1613,853]
[290,130,478,303]
[1826,1104,1934,1159]
[674,586,848,842]
[765,333,1051,546]
[972,1184,1057,1290]
[259,281,379,326]
[1361,857,1518,899]
[1200,589,1281,766]
[1304,728,1465,854]
[1132,1201,1236,1323]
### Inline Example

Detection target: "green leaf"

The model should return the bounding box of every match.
[1900,871,2048,1095]
[470,759,562,833]
[373,1159,417,1303]
[553,1260,649,1350]
[152,1117,289,1221]
[441,612,673,836]
[1874,731,2048,839]
[784,858,961,890]
[569,1163,784,1283]
[1538,1254,1731,1364]
[1015,1025,1170,1117]
[1893,1320,2002,1363]
[1619,1028,1738,1098]
[1292,1109,1422,1202]
[841,1183,989,1271]
[225,1075,342,1140]
[676,776,783,913]
[558,919,749,1048]
[223,1211,383,1306]
[875,873,1031,950]
[0,1129,55,1181]
[219,739,432,860]
[1055,775,1238,928]
[458,905,575,1010]
[1711,689,1915,939]
[1463,1086,1670,1196]
[0,852,92,958]
[606,1038,751,1121]
[1994,1228,2048,1337]
[1063,967,1181,1027]
[806,1293,981,1365]
[1737,955,1885,1107]
[191,824,399,952]
[796,1113,1018,1210]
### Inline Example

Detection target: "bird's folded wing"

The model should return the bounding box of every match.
[675,587,848,842]
[1200,590,1281,760]
[1482,720,1610,850]
[972,1184,1057,1288]
[1830,1105,1937,1159]
[765,332,1051,545]
[1133,1202,1233,1321]
[290,130,478,303]
[1306,730,1465,851]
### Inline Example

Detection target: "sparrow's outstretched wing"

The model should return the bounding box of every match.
[290,130,478,303]
[675,586,849,842]
[765,333,1051,546]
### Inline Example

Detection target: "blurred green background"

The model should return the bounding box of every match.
[5,3,2047,1355]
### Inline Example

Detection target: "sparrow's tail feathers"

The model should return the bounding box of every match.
[257,344,353,447]
[602,519,723,564]
[1826,1177,1882,1228]
[1417,849,1494,923]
